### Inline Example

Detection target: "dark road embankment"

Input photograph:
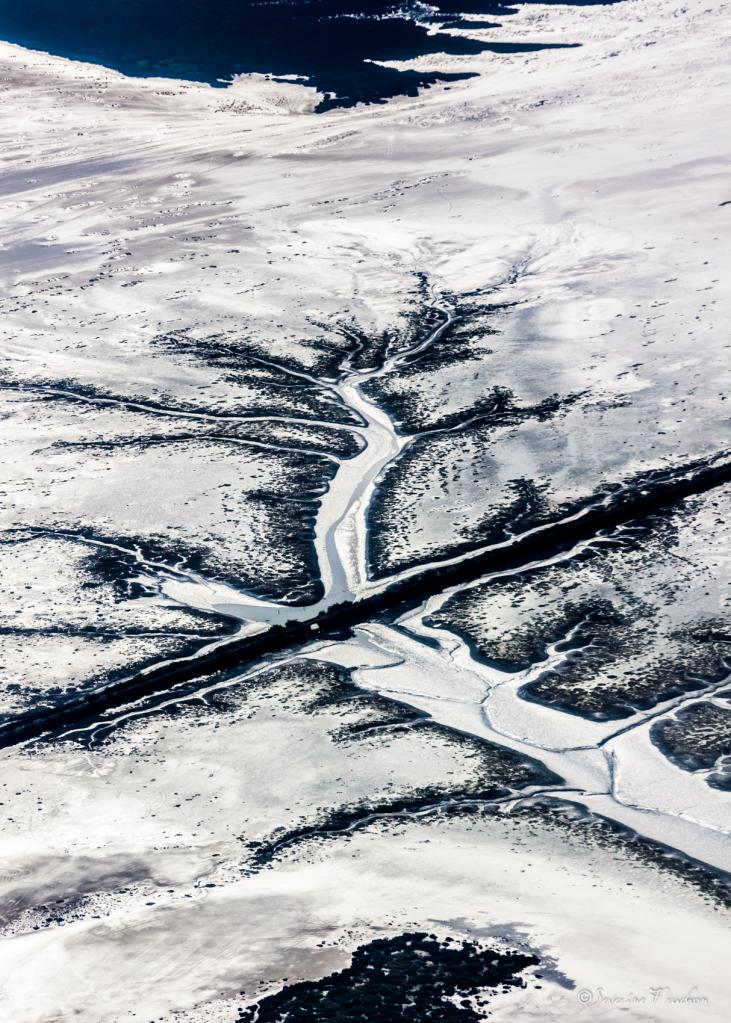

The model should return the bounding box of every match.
[2,452,729,750]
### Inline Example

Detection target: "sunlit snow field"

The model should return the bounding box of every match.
[0,1,729,1020]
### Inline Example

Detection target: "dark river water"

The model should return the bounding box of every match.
[0,1,604,110]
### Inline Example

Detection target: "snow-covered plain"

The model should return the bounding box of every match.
[0,0,730,1019]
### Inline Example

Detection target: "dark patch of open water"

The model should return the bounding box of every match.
[0,1,620,111]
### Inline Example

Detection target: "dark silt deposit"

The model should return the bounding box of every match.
[519,628,731,722]
[0,1,589,111]
[0,530,241,726]
[1,451,730,750]
[237,932,539,1022]
[651,700,731,791]
[427,495,731,721]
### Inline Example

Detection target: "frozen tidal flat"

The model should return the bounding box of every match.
[0,0,730,1019]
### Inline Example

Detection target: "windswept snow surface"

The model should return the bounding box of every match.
[0,0,730,1020]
